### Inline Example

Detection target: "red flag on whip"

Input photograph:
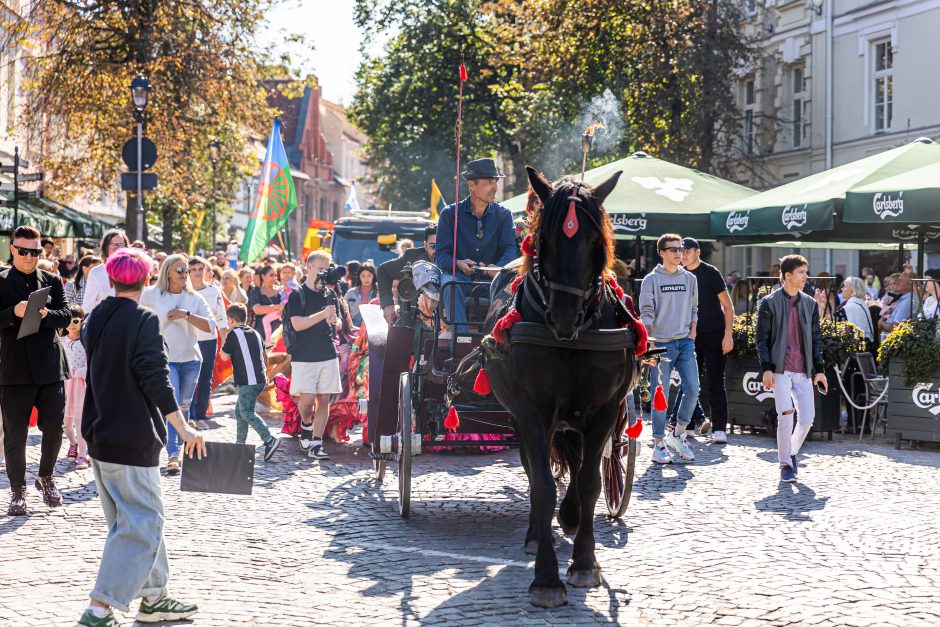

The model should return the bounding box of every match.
[459,63,468,81]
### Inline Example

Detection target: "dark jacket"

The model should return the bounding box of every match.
[755,287,824,377]
[81,296,179,467]
[0,266,71,385]
[377,247,429,309]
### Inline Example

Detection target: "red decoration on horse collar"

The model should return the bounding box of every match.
[473,369,491,395]
[444,406,460,432]
[520,234,535,257]
[492,309,522,344]
[563,198,579,238]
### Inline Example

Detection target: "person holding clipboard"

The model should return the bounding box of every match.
[0,225,71,516]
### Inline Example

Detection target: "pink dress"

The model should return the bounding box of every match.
[61,336,88,458]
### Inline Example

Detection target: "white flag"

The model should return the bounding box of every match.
[344,181,360,213]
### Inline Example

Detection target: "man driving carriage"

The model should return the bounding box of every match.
[435,158,518,333]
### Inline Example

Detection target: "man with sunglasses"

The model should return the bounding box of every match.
[434,158,517,334]
[639,233,700,465]
[0,225,72,516]
[378,225,437,325]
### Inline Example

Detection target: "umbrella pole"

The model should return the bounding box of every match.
[916,232,926,275]
[635,235,642,278]
[898,242,905,272]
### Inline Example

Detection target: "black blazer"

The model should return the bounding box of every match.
[0,267,71,385]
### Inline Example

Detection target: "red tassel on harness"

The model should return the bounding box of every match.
[563,199,579,238]
[473,369,491,396]
[509,275,524,294]
[625,418,643,439]
[653,385,668,412]
[444,406,460,432]
[492,309,522,344]
[520,234,535,257]
[459,64,468,81]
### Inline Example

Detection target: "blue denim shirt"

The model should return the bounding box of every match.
[434,197,518,274]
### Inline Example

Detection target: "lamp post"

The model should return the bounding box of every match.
[209,140,220,252]
[130,76,151,243]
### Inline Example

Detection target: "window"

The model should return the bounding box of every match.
[791,66,806,148]
[873,40,893,132]
[742,79,756,155]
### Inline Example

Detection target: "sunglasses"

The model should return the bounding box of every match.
[173,267,190,275]
[14,246,41,257]
[108,242,125,250]
[426,242,436,249]
[476,220,484,240]
[70,317,82,325]
[660,246,682,254]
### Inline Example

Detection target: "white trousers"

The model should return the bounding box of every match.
[772,371,815,466]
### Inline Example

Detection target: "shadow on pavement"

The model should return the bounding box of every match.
[753,481,829,521]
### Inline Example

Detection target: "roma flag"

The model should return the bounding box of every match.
[430,178,446,221]
[239,117,298,264]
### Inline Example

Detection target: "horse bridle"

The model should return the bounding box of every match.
[524,183,606,335]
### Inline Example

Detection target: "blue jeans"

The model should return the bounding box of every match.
[235,383,273,445]
[649,337,700,439]
[192,339,217,423]
[442,273,470,334]
[166,360,201,458]
[90,460,169,612]
[669,388,706,426]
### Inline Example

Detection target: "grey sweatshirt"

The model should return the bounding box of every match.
[639,264,699,341]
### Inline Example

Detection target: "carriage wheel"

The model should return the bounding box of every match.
[397,372,413,518]
[602,434,638,518]
[374,459,386,483]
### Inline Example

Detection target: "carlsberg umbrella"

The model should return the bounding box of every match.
[503,151,757,239]
[844,159,940,225]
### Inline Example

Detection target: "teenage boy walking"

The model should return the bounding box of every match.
[640,233,700,464]
[79,247,205,626]
[755,254,828,484]
[219,303,281,460]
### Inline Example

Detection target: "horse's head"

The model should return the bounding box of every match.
[524,165,621,341]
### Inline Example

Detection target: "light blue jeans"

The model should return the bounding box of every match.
[90,459,169,612]
[649,337,700,439]
[166,360,201,458]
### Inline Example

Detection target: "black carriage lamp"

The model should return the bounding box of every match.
[130,76,151,112]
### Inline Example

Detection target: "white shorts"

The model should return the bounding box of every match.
[290,359,342,396]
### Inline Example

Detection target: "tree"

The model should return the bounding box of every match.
[8,0,280,249]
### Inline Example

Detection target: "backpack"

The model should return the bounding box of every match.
[281,287,306,351]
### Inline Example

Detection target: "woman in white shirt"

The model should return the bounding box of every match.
[922,268,940,319]
[82,229,128,314]
[839,276,875,343]
[188,256,229,426]
[140,254,215,474]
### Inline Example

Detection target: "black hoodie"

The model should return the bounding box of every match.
[81,296,179,467]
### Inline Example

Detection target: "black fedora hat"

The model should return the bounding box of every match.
[461,158,505,180]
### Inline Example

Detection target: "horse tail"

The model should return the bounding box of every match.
[550,430,581,482]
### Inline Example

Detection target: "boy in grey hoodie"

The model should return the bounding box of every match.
[639,233,700,464]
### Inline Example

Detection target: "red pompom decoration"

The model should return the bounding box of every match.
[625,418,643,439]
[509,275,524,294]
[653,385,668,412]
[492,309,523,345]
[473,369,491,396]
[633,319,649,357]
[444,406,460,432]
[520,234,535,257]
[459,64,468,81]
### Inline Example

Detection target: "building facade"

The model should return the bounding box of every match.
[720,0,940,278]
[320,97,377,211]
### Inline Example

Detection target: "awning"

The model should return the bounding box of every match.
[0,192,114,238]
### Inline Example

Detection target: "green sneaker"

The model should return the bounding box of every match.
[76,609,120,626]
[135,595,198,623]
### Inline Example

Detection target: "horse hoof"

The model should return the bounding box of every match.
[524,539,538,555]
[558,521,579,536]
[529,584,568,608]
[566,568,602,588]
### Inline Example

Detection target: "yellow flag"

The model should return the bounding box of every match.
[430,179,446,221]
[189,209,206,256]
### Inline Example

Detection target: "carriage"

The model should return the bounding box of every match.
[360,268,642,519]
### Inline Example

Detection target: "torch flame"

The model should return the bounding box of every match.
[584,122,605,136]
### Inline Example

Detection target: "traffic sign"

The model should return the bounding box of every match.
[18,172,43,182]
[121,172,158,191]
[122,138,158,171]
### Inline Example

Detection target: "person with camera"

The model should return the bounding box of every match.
[285,251,342,460]
[755,255,828,484]
[378,226,436,325]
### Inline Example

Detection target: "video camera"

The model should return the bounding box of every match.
[396,260,441,326]
[316,265,347,287]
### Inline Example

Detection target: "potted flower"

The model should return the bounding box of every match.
[878,317,940,445]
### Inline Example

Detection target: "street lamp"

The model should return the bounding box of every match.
[209,140,220,251]
[129,76,151,243]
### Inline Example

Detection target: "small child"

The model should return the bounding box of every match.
[280,263,300,301]
[62,305,89,469]
[219,303,282,460]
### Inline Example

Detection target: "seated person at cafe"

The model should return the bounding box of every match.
[434,158,518,333]
[878,271,912,334]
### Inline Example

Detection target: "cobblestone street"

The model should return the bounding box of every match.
[2,392,939,626]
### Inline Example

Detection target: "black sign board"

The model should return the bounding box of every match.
[121,137,158,171]
[121,172,158,191]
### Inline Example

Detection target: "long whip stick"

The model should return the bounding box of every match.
[453,55,467,279]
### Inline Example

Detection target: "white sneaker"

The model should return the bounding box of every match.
[663,431,695,462]
[651,442,673,464]
[712,430,728,444]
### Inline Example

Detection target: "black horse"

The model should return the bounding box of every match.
[481,166,640,607]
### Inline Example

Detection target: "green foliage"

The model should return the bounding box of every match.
[878,317,940,385]
[730,313,756,359]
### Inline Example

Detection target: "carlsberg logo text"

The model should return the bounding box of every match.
[782,205,808,230]
[611,214,648,233]
[743,372,773,402]
[726,212,749,233]
[912,383,940,416]
[873,192,904,220]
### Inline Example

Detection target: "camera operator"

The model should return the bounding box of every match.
[286,251,343,461]
[377,226,436,325]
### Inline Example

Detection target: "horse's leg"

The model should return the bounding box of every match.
[556,430,582,535]
[567,402,619,588]
[518,411,567,608]
[518,436,539,555]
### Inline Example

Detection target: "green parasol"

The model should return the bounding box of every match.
[844,158,940,224]
[710,138,940,238]
[503,151,757,240]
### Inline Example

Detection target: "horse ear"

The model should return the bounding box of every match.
[525,166,552,207]
[592,170,623,206]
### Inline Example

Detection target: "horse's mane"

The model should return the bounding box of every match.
[519,178,615,277]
